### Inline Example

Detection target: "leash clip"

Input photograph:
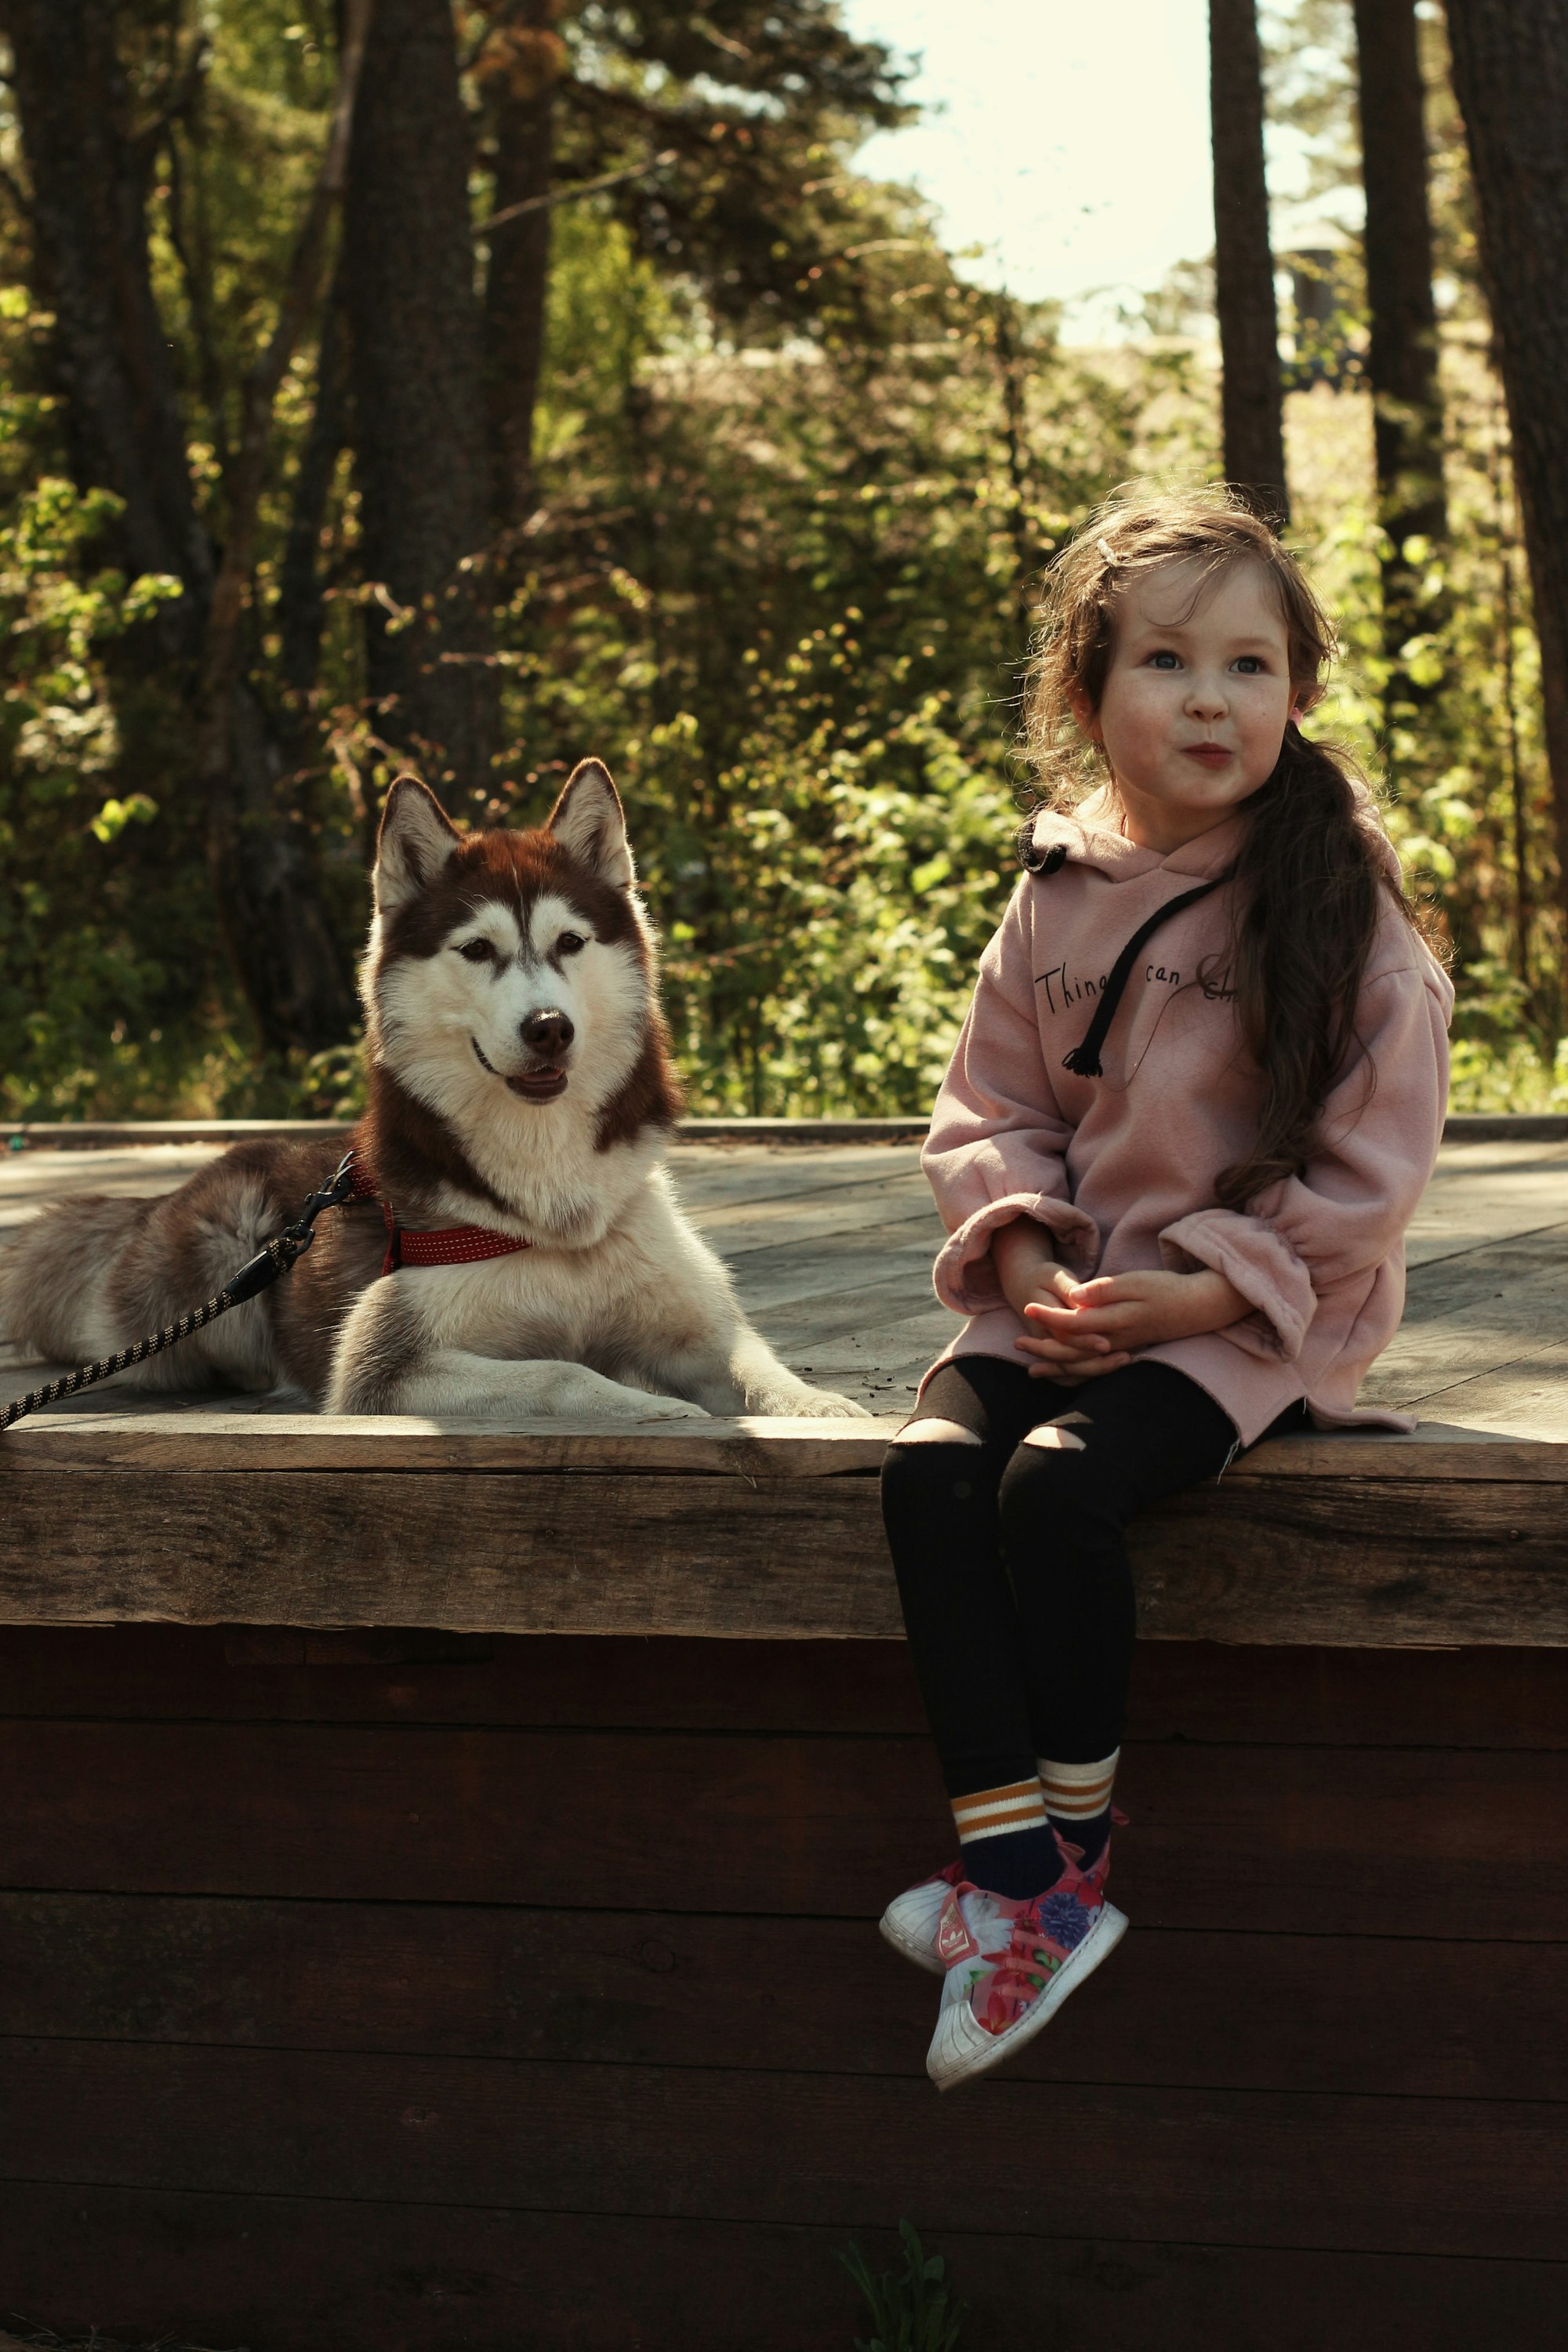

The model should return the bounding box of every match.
[275,1149,358,1269]
[222,1150,359,1302]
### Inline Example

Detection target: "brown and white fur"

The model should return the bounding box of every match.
[2,765,866,1422]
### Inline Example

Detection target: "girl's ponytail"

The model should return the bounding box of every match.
[1210,726,1388,1208]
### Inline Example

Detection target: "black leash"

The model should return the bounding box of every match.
[0,1149,358,1435]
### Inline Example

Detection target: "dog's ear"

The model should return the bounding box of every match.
[375,776,461,913]
[547,759,634,891]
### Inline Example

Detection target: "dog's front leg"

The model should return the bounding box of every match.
[658,1323,870,1419]
[325,1289,706,1419]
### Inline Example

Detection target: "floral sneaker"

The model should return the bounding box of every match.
[879,1858,966,1976]
[924,1842,1127,2092]
[882,1811,1127,1978]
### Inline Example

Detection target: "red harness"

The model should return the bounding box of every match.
[347,1157,532,1279]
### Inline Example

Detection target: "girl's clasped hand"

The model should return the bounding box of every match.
[991,1215,1248,1381]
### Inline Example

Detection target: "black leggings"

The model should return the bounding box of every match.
[880,1356,1299,1803]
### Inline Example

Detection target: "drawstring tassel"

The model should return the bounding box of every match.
[1060,869,1234,1080]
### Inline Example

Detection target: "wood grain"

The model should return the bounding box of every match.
[4,1457,1568,1643]
[4,1889,1561,2101]
[3,2184,1565,2352]
[2,2037,1566,2259]
[6,1626,1568,1744]
[0,1410,904,1474]
[0,1719,1563,1936]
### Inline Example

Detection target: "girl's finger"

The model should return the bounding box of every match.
[1062,1275,1123,1305]
[1032,1351,1130,1382]
[1013,1333,1112,1365]
[1023,1301,1125,1340]
[1015,1325,1113,1356]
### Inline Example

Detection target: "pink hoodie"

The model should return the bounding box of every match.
[921,795,1454,1444]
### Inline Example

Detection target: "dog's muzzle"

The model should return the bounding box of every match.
[472,1035,570,1102]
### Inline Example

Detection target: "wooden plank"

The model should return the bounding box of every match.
[4,2187,1564,2352]
[4,1454,1568,1642]
[665,1144,924,1213]
[2,2038,1566,2259]
[2,1627,1566,1745]
[1130,1468,1568,1644]
[1125,1638,1568,1748]
[5,1889,1561,2102]
[688,1168,935,1249]
[0,1720,1563,1936]
[1403,1140,1568,1266]
[5,1402,1568,1477]
[0,1624,941,1731]
[0,1466,899,1634]
[0,1411,902,1475]
[1365,1238,1568,1406]
[1375,1339,1568,1436]
[6,1627,1568,1746]
[719,1221,939,1314]
[746,1272,946,1348]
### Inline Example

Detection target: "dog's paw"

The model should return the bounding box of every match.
[758,1384,873,1419]
[626,1392,710,1421]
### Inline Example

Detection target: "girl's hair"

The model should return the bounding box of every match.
[1021,481,1427,1210]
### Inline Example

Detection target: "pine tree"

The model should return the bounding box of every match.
[1209,0,1288,521]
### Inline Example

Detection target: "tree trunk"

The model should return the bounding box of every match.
[195,0,371,1055]
[1446,0,1568,937]
[481,2,562,546]
[2,0,356,1054]
[1352,0,1447,674]
[343,0,495,807]
[0,0,210,621]
[278,266,350,699]
[1209,0,1289,523]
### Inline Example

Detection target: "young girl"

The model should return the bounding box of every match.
[880,485,1453,2092]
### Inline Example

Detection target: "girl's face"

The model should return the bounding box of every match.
[1074,556,1301,855]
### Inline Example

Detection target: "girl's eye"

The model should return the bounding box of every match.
[1149,650,1181,670]
[1232,655,1265,674]
[458,938,494,964]
[557,931,586,957]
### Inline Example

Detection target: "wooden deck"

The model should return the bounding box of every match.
[2,1127,1568,1642]
[0,1127,1566,2348]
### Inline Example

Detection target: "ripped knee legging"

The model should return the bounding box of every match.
[879,1356,1258,1801]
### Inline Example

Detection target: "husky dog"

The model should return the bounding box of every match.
[2,766,866,1421]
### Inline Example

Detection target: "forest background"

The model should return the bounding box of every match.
[0,0,1556,1123]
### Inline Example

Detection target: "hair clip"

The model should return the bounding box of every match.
[1095,536,1116,566]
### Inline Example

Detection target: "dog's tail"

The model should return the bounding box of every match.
[2,1152,291,1399]
[0,1193,161,1370]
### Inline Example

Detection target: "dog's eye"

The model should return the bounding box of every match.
[557,931,586,957]
[458,938,494,964]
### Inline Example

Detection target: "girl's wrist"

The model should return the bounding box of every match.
[991,1214,1056,1312]
[1186,1268,1250,1333]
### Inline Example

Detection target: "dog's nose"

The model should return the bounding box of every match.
[521,1007,574,1058]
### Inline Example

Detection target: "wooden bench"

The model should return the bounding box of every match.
[0,1123,1565,2348]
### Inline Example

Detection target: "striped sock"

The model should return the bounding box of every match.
[1037,1750,1120,1867]
[950,1775,1062,1900]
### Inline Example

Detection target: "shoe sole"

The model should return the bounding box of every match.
[927,1900,1129,2092]
[878,1907,946,1977]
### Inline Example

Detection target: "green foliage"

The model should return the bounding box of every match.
[0,423,217,1118]
[0,2,1562,1120]
[840,2220,969,2352]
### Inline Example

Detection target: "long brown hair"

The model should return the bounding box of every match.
[1022,484,1431,1208]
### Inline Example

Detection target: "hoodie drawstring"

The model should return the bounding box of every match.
[1058,869,1234,1080]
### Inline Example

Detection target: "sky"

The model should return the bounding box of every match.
[840,0,1330,339]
